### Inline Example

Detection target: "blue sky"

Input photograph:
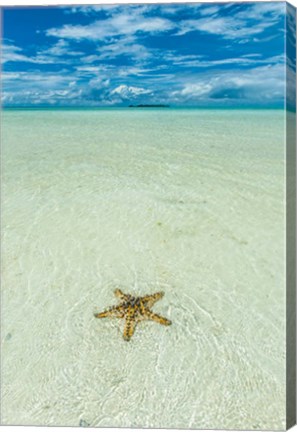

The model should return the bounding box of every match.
[1,2,292,107]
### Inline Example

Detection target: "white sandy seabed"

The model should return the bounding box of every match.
[1,109,286,429]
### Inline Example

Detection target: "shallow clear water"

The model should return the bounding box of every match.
[1,109,286,429]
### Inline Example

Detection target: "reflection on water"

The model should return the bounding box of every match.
[1,109,286,429]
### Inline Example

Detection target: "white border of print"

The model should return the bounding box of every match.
[0,0,297,7]
[0,1,296,432]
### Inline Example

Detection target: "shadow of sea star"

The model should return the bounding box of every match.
[94,289,172,341]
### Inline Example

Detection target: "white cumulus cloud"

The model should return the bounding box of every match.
[111,85,152,98]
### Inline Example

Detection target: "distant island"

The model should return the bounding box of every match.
[128,104,170,108]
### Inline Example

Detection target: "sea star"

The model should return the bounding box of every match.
[94,289,172,341]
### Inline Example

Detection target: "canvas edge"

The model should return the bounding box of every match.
[286,2,297,430]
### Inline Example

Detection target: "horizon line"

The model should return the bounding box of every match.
[2,105,286,111]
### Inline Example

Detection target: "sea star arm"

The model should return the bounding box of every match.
[114,288,132,301]
[94,305,125,319]
[145,310,172,326]
[123,317,137,341]
[142,291,164,308]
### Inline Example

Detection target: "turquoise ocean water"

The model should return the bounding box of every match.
[1,108,286,429]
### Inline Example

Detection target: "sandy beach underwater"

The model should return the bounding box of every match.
[1,108,286,429]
